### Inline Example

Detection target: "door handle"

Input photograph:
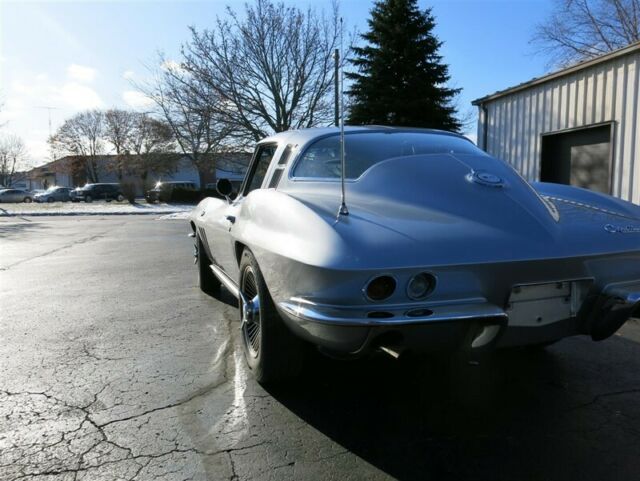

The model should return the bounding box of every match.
[225,215,236,224]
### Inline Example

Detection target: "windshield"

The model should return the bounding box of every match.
[292,131,484,180]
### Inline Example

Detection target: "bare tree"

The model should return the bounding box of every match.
[0,97,6,130]
[139,59,232,188]
[0,134,28,186]
[104,108,137,180]
[128,113,176,186]
[532,0,640,67]
[49,110,105,183]
[181,0,341,141]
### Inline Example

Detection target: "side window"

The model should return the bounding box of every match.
[244,144,277,195]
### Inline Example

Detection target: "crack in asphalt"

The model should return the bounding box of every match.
[0,383,248,480]
[567,387,640,412]
[0,233,109,271]
[0,314,245,480]
[97,381,229,429]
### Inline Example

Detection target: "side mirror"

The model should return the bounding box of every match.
[216,178,234,200]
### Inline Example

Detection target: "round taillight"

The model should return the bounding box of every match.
[364,275,396,302]
[406,272,436,300]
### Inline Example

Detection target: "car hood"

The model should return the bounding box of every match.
[287,153,640,267]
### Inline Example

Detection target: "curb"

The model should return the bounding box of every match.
[0,210,191,217]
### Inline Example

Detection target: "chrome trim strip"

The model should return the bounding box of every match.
[210,264,240,299]
[278,299,506,326]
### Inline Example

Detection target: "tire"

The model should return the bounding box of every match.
[196,234,220,295]
[116,194,124,202]
[85,195,93,203]
[24,197,32,203]
[239,249,304,383]
[47,197,54,203]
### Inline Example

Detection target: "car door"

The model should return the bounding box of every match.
[204,143,278,280]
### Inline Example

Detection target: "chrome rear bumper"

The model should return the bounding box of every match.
[278,297,506,326]
[277,297,507,354]
[276,279,640,354]
[585,281,640,341]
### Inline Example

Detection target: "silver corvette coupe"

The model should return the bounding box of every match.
[190,126,640,383]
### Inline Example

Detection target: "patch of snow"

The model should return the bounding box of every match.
[0,201,194,217]
[156,211,192,220]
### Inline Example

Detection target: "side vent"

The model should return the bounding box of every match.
[268,169,283,188]
[269,144,293,189]
[197,227,214,260]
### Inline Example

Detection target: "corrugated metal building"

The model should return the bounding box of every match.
[473,41,640,205]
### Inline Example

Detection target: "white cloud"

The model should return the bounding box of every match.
[58,82,104,109]
[122,70,135,80]
[0,96,26,123]
[24,136,52,165]
[122,90,154,109]
[67,64,96,83]
[6,75,104,118]
[160,59,183,73]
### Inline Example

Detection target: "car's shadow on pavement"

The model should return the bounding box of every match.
[264,339,640,480]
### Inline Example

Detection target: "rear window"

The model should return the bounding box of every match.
[292,132,483,180]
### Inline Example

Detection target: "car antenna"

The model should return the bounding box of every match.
[337,17,349,218]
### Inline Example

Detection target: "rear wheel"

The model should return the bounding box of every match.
[239,249,304,384]
[24,197,32,203]
[195,234,220,295]
[116,194,124,202]
[47,197,54,203]
[85,195,93,203]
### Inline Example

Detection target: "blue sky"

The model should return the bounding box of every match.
[0,0,554,165]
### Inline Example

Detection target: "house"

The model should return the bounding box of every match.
[25,152,251,195]
[473,41,640,205]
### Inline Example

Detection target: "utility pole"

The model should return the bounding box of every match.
[35,106,60,163]
[333,48,339,127]
[35,106,60,138]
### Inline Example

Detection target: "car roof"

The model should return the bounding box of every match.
[257,125,469,147]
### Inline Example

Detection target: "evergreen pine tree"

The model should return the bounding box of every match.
[347,0,461,131]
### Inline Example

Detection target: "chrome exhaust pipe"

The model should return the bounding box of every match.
[378,344,405,359]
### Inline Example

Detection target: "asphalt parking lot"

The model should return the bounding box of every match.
[1,216,640,481]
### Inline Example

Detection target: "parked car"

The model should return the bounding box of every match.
[34,186,72,203]
[190,126,640,384]
[69,187,82,202]
[73,183,124,203]
[145,181,198,203]
[0,188,34,203]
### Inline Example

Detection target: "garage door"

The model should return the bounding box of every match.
[540,124,612,194]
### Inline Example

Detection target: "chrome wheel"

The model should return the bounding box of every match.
[240,266,261,358]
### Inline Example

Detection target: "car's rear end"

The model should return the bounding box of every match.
[274,249,640,357]
[267,149,640,357]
